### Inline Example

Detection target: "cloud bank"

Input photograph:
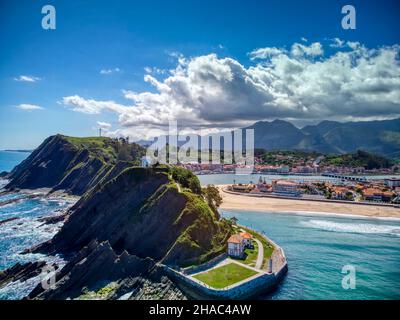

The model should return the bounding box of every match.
[62,40,400,140]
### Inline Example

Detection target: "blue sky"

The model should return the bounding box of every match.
[0,0,399,149]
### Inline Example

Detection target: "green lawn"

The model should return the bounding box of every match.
[231,225,274,269]
[241,241,258,267]
[241,227,274,269]
[193,263,259,289]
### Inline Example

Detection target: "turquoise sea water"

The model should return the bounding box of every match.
[0,154,399,299]
[222,210,400,300]
[201,173,400,300]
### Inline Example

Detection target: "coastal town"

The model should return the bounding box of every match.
[227,176,400,204]
[179,152,400,176]
[172,149,400,205]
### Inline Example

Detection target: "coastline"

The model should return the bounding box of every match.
[217,185,400,220]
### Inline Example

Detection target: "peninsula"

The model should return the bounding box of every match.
[0,134,288,300]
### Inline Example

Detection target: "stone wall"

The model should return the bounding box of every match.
[181,253,228,275]
[163,224,288,300]
[165,262,287,300]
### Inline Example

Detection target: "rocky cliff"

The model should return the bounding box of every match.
[5,135,144,195]
[34,166,232,267]
[12,165,232,299]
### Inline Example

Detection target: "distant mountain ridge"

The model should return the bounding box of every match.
[136,118,400,158]
[247,118,400,157]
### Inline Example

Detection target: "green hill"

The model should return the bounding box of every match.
[6,135,145,195]
[321,150,394,169]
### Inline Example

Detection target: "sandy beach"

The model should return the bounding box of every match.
[217,185,400,219]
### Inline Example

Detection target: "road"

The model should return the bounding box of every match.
[254,238,264,270]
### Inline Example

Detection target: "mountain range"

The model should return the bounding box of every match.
[138,118,400,158]
[246,118,400,157]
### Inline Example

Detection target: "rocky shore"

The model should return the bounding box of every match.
[1,165,232,300]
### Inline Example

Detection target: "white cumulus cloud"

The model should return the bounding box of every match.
[62,41,400,140]
[291,42,324,57]
[249,47,287,60]
[14,75,41,82]
[16,104,44,110]
[97,121,112,129]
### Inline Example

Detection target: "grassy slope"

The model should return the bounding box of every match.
[242,241,258,267]
[161,167,233,266]
[56,164,234,267]
[64,135,144,164]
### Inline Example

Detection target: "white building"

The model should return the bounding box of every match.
[239,232,253,247]
[227,234,245,258]
[272,180,300,197]
[385,178,400,188]
[141,156,152,168]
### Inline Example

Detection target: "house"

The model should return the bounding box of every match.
[231,183,255,193]
[227,234,245,258]
[239,232,253,247]
[363,188,393,202]
[272,180,300,197]
[331,186,352,200]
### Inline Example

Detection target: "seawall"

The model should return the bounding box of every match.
[163,227,288,300]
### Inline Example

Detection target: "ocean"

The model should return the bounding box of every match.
[0,153,399,300]
[0,151,30,173]
[0,151,74,299]
[221,210,400,300]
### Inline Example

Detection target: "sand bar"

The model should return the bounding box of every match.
[217,185,400,219]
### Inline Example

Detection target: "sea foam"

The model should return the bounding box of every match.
[302,219,400,237]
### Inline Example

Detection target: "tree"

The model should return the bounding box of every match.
[202,184,223,219]
[229,217,238,225]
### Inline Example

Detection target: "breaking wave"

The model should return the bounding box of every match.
[302,219,400,237]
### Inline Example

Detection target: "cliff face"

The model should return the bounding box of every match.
[6,135,144,195]
[36,166,231,267]
[22,166,232,299]
[1,134,232,299]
